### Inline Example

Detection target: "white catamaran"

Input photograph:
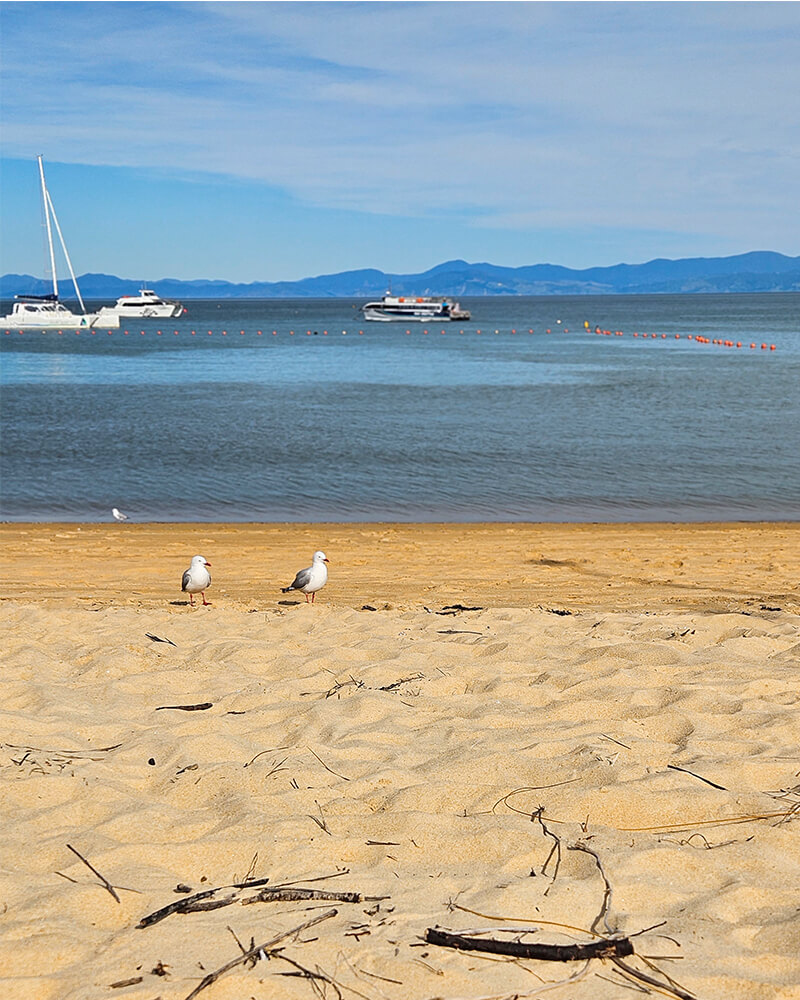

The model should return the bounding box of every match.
[3,156,118,329]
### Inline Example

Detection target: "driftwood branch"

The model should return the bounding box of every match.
[242,886,362,906]
[138,874,364,928]
[424,927,633,961]
[137,877,270,928]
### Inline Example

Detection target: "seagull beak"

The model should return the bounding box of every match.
[205,561,212,567]
[324,558,330,563]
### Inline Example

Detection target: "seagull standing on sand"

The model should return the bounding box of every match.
[111,508,129,522]
[182,555,212,606]
[281,550,329,603]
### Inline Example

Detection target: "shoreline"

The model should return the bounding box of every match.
[1,520,798,613]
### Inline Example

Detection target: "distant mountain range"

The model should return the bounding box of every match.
[3,251,799,299]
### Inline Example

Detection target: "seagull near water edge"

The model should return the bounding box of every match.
[182,555,212,606]
[111,508,129,522]
[281,550,329,603]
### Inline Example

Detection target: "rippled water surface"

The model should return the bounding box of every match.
[1,293,798,521]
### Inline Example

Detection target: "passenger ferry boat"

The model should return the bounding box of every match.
[97,288,184,320]
[361,293,471,322]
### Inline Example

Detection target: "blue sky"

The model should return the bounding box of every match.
[1,1,798,282]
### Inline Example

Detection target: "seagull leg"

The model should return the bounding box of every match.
[305,593,310,603]
[202,592,210,606]
[189,593,194,607]
[311,592,316,603]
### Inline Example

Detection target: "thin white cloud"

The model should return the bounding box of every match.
[1,1,799,263]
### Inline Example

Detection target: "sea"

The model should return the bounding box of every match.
[1,293,798,523]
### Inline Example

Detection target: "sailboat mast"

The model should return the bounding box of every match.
[45,188,87,315]
[38,154,58,300]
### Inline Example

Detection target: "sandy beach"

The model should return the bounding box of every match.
[1,521,798,1000]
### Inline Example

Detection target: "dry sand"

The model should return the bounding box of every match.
[1,522,798,1000]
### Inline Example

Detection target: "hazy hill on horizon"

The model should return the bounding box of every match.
[3,251,799,300]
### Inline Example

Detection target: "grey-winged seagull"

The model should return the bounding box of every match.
[281,550,329,603]
[112,508,129,522]
[182,555,212,606]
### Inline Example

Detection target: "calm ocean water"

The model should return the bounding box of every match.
[1,293,798,522]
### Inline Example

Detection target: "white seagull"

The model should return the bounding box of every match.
[111,508,129,522]
[182,555,212,606]
[281,550,329,603]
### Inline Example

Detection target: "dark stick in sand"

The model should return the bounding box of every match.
[138,877,271,928]
[667,763,727,790]
[155,703,213,712]
[66,844,120,903]
[424,926,633,961]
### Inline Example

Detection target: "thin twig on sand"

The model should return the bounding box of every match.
[183,908,338,1000]
[66,844,120,903]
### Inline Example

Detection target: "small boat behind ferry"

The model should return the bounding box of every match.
[97,288,184,321]
[361,293,471,322]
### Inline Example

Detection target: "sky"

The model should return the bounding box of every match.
[1,1,799,283]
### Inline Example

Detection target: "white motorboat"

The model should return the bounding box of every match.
[2,156,117,329]
[361,293,471,322]
[97,288,184,321]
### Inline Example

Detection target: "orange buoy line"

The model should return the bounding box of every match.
[588,323,775,352]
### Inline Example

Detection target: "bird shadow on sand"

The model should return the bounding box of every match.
[277,599,304,607]
[168,600,210,607]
